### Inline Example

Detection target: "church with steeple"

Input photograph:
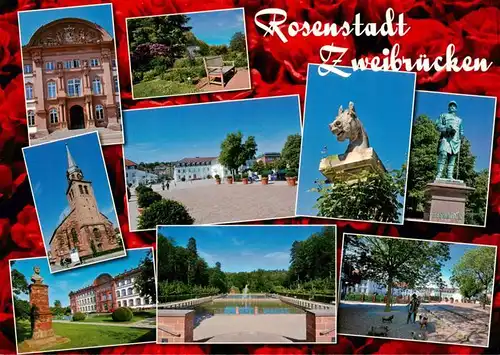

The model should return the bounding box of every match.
[49,144,120,265]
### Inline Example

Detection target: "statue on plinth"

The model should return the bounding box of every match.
[31,266,44,285]
[435,100,463,180]
[319,101,385,181]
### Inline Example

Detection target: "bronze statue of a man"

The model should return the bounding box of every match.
[436,101,463,180]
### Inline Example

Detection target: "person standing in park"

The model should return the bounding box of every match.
[407,293,420,324]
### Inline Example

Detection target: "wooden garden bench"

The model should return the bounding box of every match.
[203,55,236,86]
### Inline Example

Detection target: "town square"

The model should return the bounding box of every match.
[10,248,156,353]
[339,234,495,346]
[123,96,302,230]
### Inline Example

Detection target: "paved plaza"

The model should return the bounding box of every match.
[194,314,306,342]
[338,301,491,346]
[129,179,297,229]
[30,127,123,146]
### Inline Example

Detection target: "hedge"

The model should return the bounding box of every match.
[72,312,86,321]
[112,307,133,322]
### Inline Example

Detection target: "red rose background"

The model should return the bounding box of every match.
[0,0,499,354]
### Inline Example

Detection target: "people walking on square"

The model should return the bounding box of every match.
[162,181,165,190]
[407,293,420,324]
[166,181,170,191]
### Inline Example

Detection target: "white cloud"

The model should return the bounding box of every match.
[57,206,71,224]
[33,181,42,195]
[263,251,289,260]
[232,238,244,246]
[198,250,218,266]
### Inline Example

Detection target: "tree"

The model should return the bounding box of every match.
[229,32,246,52]
[314,167,406,223]
[281,134,302,170]
[406,115,486,225]
[436,277,446,301]
[209,262,228,293]
[135,250,156,301]
[451,246,495,309]
[219,131,257,176]
[345,234,450,311]
[54,300,61,308]
[11,269,28,296]
[187,237,198,286]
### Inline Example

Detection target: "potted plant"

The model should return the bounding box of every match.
[242,172,249,185]
[226,175,233,184]
[261,170,270,185]
[285,169,298,186]
[215,174,221,185]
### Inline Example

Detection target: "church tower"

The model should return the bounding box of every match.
[65,144,100,224]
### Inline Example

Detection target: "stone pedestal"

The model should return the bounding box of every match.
[306,309,336,343]
[157,309,194,343]
[319,148,386,181]
[424,179,474,224]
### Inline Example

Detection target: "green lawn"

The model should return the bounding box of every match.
[16,319,155,352]
[133,79,198,98]
[83,310,156,324]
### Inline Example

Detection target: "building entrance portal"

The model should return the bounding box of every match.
[69,105,85,130]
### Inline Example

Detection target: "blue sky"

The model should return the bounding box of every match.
[414,91,496,172]
[187,8,245,46]
[157,226,328,272]
[296,65,415,221]
[23,133,118,247]
[11,248,151,307]
[123,96,301,163]
[19,4,115,45]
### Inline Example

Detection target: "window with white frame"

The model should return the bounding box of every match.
[27,110,35,127]
[49,108,58,124]
[67,79,81,97]
[47,81,57,98]
[45,61,55,71]
[25,84,33,100]
[64,59,80,69]
[92,77,102,94]
[24,64,33,74]
[90,58,99,67]
[127,288,132,296]
[95,104,104,120]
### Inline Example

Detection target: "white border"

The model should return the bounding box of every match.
[17,3,126,147]
[295,63,417,225]
[405,90,498,228]
[125,7,252,100]
[122,94,303,232]
[154,224,338,344]
[22,131,127,274]
[337,232,497,348]
[9,246,157,354]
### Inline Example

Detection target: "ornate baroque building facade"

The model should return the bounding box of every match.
[49,144,120,264]
[69,269,155,313]
[22,18,121,140]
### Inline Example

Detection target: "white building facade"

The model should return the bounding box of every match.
[74,289,96,313]
[174,157,230,182]
[125,159,159,186]
[115,271,154,309]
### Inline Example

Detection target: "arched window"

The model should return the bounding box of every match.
[93,228,101,240]
[78,185,83,194]
[127,288,132,296]
[116,291,120,298]
[25,84,33,100]
[95,104,104,120]
[128,299,133,306]
[67,78,81,97]
[117,301,121,307]
[136,298,141,306]
[71,228,78,245]
[49,108,58,124]
[84,186,89,194]
[121,289,126,297]
[47,81,57,98]
[27,110,35,127]
[92,77,102,94]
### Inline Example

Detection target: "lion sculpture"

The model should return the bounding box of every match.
[328,101,370,159]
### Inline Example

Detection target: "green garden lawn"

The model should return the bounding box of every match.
[83,310,156,324]
[16,320,155,352]
[133,79,198,98]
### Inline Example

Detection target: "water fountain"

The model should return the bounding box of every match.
[243,284,249,298]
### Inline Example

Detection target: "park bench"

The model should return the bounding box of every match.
[203,55,236,86]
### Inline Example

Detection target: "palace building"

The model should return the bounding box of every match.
[69,268,155,314]
[22,18,121,143]
[173,157,231,182]
[49,144,120,264]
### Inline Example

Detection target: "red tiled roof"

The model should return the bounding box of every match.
[125,159,137,167]
[177,157,217,164]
